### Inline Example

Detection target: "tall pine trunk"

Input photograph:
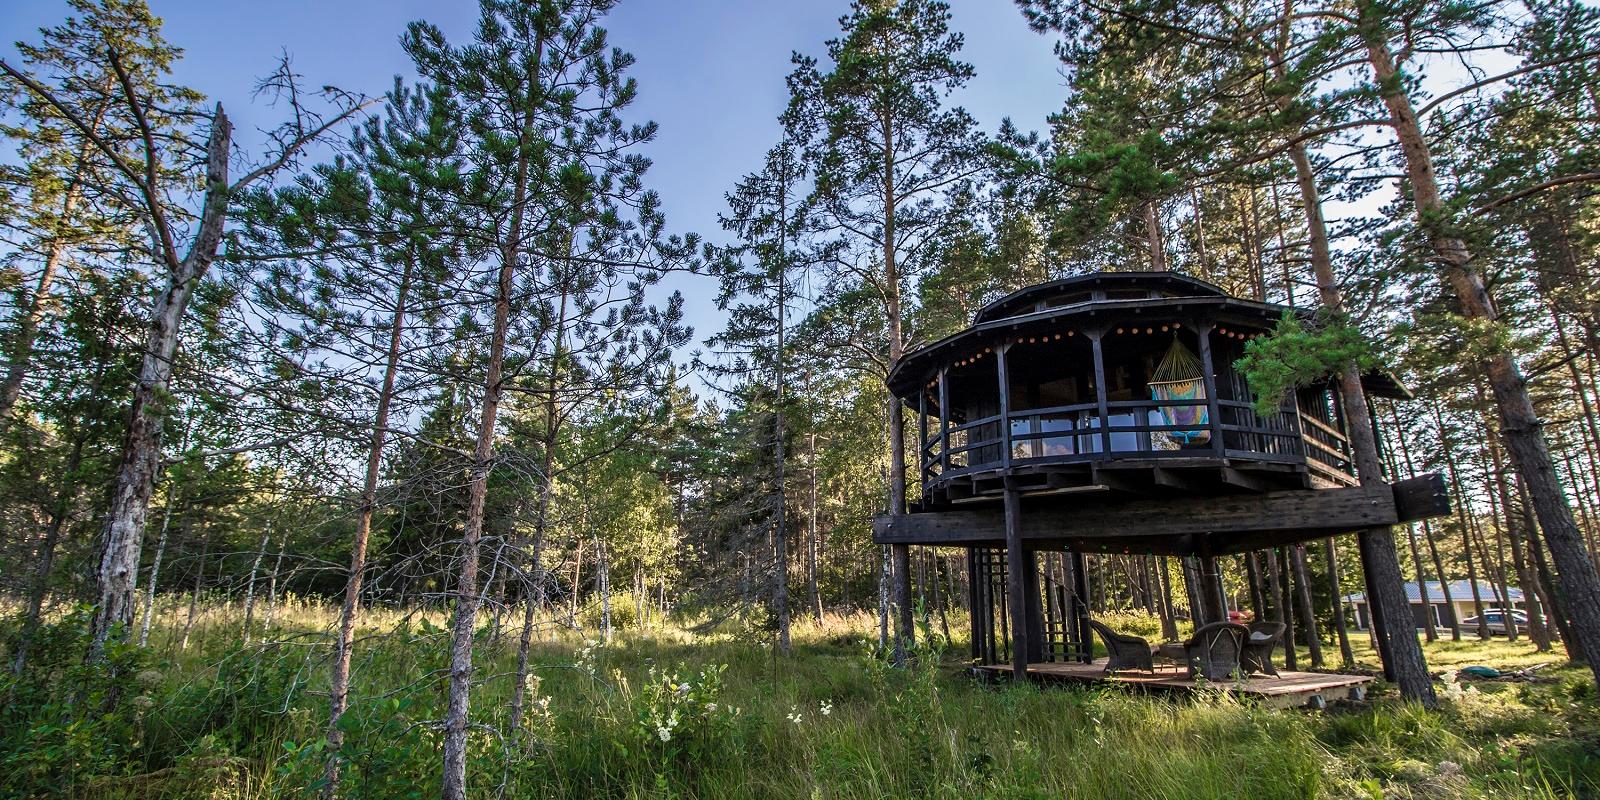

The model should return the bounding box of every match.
[511,263,571,737]
[325,252,413,794]
[1363,22,1600,683]
[441,212,520,800]
[1286,137,1435,704]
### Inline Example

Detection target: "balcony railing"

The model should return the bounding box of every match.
[920,394,1353,494]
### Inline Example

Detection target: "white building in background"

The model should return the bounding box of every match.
[1342,580,1524,631]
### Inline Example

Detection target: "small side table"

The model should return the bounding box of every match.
[1155,642,1188,673]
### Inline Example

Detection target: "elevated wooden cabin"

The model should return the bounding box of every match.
[873,272,1449,678]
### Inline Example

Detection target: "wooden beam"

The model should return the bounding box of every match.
[1393,472,1449,523]
[1220,466,1272,492]
[1152,466,1208,492]
[875,477,1450,549]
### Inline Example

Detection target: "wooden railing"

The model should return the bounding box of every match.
[920,393,1357,494]
[1298,412,1355,483]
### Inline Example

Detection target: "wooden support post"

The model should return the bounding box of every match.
[996,344,1012,470]
[938,368,950,475]
[966,547,981,662]
[1198,554,1225,625]
[1196,321,1226,457]
[917,386,929,503]
[1003,487,1030,679]
[1090,332,1111,454]
[1063,550,1087,661]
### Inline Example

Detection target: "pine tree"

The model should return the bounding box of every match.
[799,0,986,655]
[404,2,690,792]
[707,108,815,652]
[1,1,366,655]
[234,76,465,793]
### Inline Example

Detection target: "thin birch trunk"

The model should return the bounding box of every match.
[138,486,179,649]
[180,526,211,651]
[240,527,270,645]
[261,528,288,632]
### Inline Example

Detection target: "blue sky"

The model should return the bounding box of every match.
[2,0,1067,357]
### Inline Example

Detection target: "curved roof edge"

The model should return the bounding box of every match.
[973,270,1231,324]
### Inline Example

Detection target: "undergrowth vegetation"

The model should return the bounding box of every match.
[2,601,1596,799]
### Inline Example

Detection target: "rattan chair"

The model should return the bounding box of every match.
[1089,619,1155,673]
[1183,622,1249,681]
[1243,621,1286,677]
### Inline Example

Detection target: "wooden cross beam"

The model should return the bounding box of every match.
[874,474,1448,556]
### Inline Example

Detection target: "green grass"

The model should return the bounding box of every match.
[6,600,1598,799]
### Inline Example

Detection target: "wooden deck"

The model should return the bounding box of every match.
[975,659,1373,709]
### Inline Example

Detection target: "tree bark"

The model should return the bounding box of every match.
[1290,544,1323,668]
[261,528,288,633]
[1325,538,1355,666]
[808,428,823,621]
[1143,201,1168,271]
[510,253,571,737]
[325,251,413,794]
[773,245,790,652]
[90,108,232,659]
[1287,134,1434,704]
[137,485,180,649]
[441,203,518,800]
[1268,547,1297,670]
[180,525,211,651]
[241,527,270,644]
[1363,20,1600,681]
[1433,398,1492,640]
[0,104,111,430]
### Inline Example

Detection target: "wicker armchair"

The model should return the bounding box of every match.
[1243,621,1286,677]
[1089,619,1155,673]
[1183,622,1249,681]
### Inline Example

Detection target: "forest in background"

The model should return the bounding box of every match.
[3,0,1600,796]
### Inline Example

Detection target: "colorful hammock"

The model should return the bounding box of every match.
[1148,338,1210,445]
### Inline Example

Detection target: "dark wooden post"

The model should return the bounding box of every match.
[996,344,1012,470]
[937,367,950,474]
[917,385,929,504]
[1003,485,1030,679]
[1197,553,1225,625]
[1090,331,1111,454]
[966,548,980,662]
[1196,321,1226,457]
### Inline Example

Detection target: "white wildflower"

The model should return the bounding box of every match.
[705,702,718,712]
[819,700,833,717]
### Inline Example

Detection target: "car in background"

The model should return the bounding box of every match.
[1462,609,1529,636]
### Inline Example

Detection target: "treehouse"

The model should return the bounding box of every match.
[873,271,1450,691]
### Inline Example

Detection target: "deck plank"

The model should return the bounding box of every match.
[974,659,1372,708]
